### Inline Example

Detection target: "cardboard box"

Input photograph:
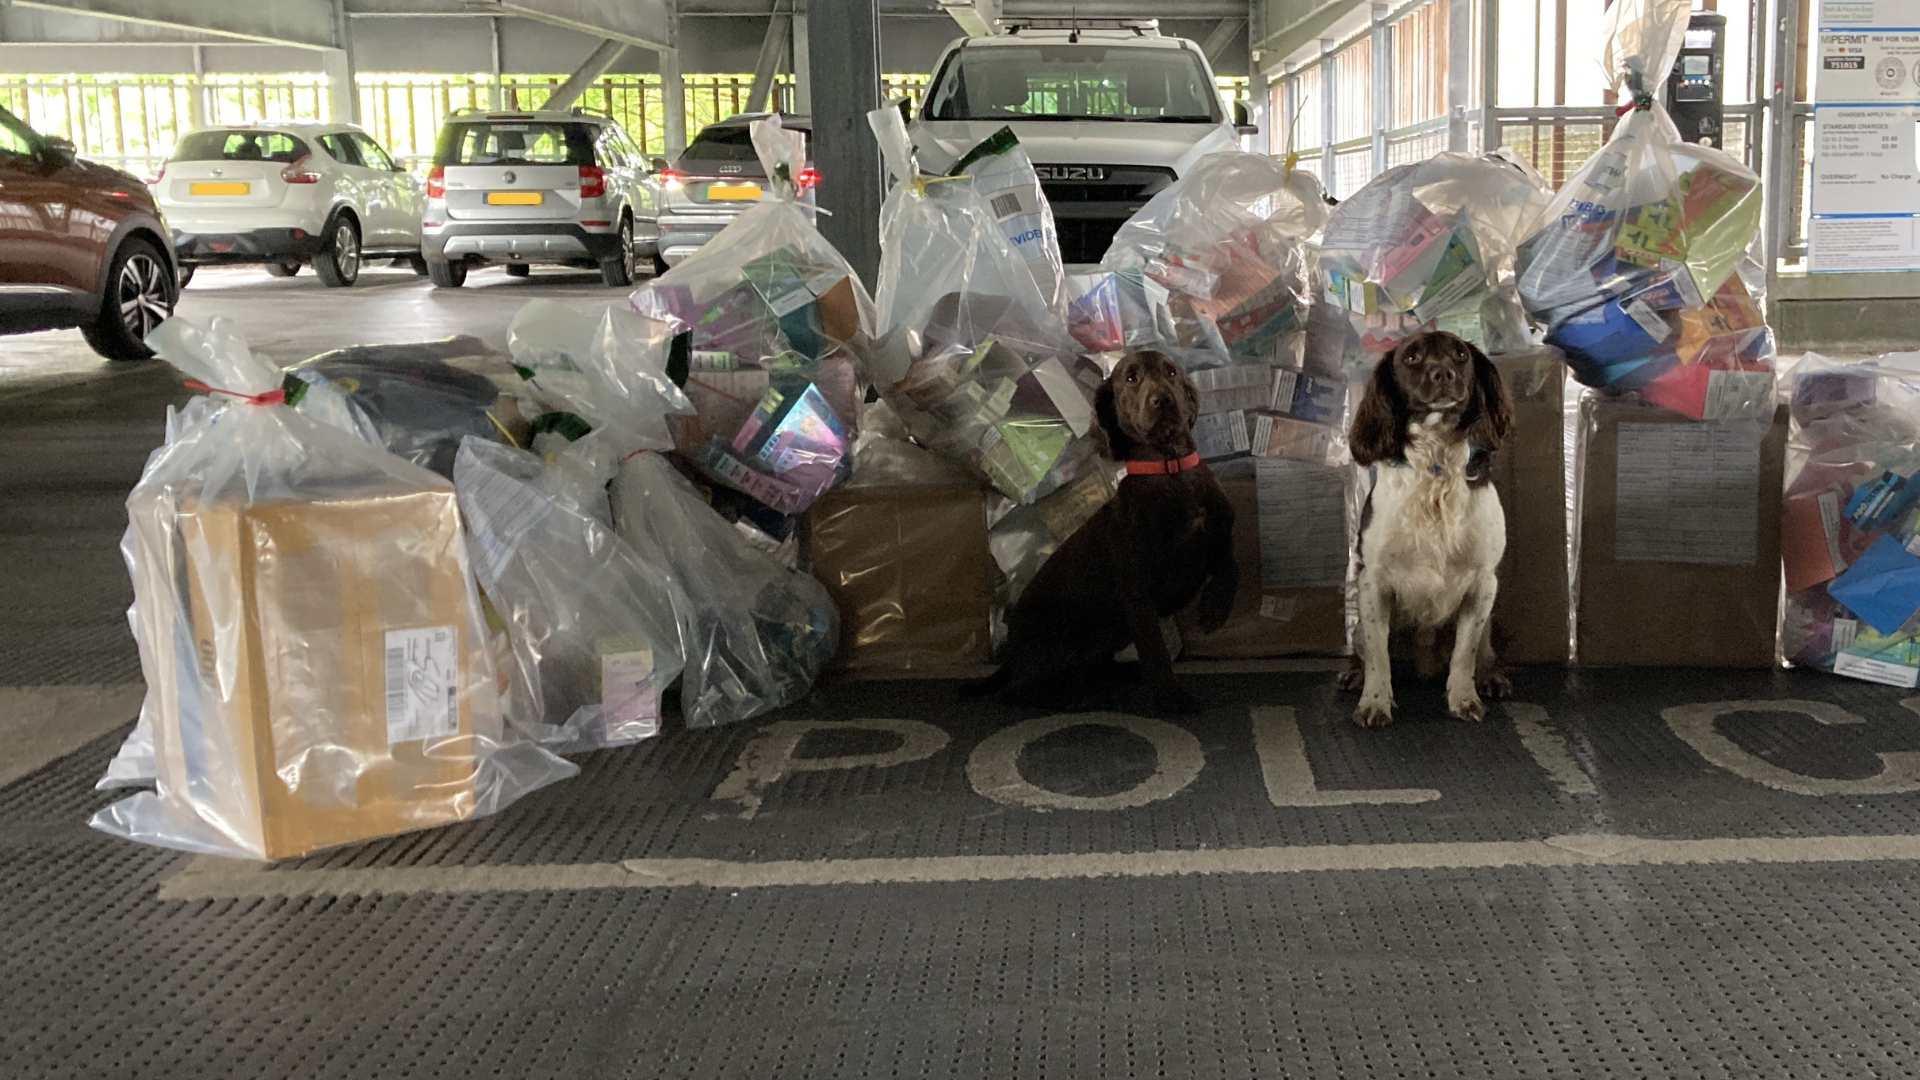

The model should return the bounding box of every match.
[1489,351,1572,664]
[804,484,995,670]
[1574,396,1787,667]
[1177,468,1347,658]
[150,487,482,859]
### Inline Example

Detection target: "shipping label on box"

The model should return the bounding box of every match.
[1255,457,1347,588]
[1250,411,1339,465]
[1190,364,1273,415]
[1615,421,1761,565]
[1195,409,1252,461]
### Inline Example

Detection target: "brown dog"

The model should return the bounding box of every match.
[965,350,1237,713]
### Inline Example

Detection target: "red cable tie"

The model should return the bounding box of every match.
[183,379,286,405]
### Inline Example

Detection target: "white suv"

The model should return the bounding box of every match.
[911,20,1253,264]
[420,108,656,288]
[157,122,425,287]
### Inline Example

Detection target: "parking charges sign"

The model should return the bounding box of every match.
[1811,1,1920,271]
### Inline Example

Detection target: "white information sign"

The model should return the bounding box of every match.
[1812,2,1920,271]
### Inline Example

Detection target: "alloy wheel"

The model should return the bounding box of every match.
[335,222,360,278]
[117,253,171,343]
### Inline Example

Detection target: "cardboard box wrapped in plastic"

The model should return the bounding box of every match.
[1574,393,1786,667]
[96,317,573,861]
[1489,350,1572,664]
[158,488,487,858]
[1177,463,1347,658]
[804,484,995,670]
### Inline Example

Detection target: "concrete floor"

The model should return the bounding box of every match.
[8,270,1920,1078]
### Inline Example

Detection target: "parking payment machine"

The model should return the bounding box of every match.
[1666,12,1728,148]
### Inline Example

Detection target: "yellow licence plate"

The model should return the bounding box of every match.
[190,182,249,196]
[707,183,761,200]
[487,191,543,205]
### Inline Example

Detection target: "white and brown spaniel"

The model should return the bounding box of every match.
[1341,331,1515,728]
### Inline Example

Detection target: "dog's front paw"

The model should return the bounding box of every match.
[1336,658,1365,692]
[1446,685,1487,722]
[1477,672,1513,700]
[1353,688,1394,728]
[1148,682,1201,715]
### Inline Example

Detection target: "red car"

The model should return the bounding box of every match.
[0,105,177,361]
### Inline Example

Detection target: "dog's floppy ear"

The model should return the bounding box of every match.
[1348,351,1407,466]
[1094,378,1134,462]
[1459,341,1514,452]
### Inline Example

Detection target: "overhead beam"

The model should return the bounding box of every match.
[462,0,673,51]
[542,36,626,112]
[745,2,790,115]
[11,0,339,47]
[1253,0,1366,66]
[1201,16,1242,63]
[939,0,999,37]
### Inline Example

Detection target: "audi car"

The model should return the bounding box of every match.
[653,113,815,271]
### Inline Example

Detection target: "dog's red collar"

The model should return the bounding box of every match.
[1124,451,1202,476]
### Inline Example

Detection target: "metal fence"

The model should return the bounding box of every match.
[0,71,951,174]
[0,75,329,178]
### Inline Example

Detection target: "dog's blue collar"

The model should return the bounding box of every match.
[1382,445,1489,476]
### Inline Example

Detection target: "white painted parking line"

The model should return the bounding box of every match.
[159,832,1920,901]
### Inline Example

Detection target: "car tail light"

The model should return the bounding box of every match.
[148,163,167,185]
[281,155,321,184]
[657,167,685,190]
[796,167,820,191]
[579,165,607,199]
[425,165,446,199]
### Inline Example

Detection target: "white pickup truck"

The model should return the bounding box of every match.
[908,20,1253,265]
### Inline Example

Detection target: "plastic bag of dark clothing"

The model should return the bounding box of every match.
[285,336,530,477]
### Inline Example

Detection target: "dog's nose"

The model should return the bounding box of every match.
[1151,393,1172,408]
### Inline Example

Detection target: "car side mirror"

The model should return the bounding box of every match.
[40,136,76,168]
[650,156,669,172]
[1232,101,1257,137]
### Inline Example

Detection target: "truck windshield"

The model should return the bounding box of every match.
[925,44,1219,123]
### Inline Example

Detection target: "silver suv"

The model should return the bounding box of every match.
[421,108,657,288]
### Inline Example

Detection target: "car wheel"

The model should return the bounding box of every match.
[406,254,429,276]
[176,264,196,290]
[81,237,174,362]
[600,218,634,288]
[427,258,468,288]
[313,217,361,287]
[264,261,300,278]
[505,263,532,278]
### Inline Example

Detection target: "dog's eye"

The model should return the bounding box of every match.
[1126,371,1138,383]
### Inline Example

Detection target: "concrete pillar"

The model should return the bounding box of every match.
[1318,37,1335,192]
[1369,2,1389,177]
[660,0,686,157]
[489,17,504,111]
[188,44,207,128]
[806,0,883,288]
[1247,0,1269,154]
[1445,0,1470,151]
[791,12,812,114]
[1478,0,1499,152]
[325,0,357,125]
